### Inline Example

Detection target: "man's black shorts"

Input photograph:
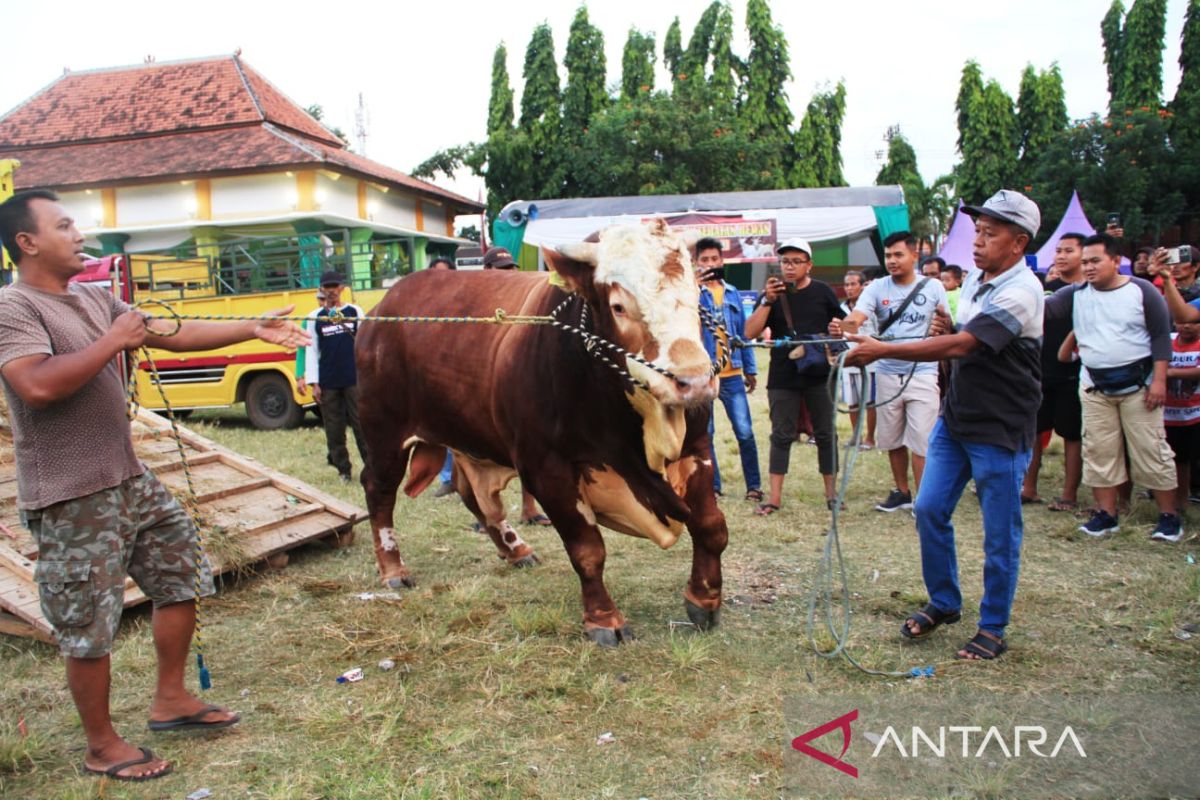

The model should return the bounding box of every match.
[1037,380,1082,440]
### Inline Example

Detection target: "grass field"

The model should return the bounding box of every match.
[2,394,1197,799]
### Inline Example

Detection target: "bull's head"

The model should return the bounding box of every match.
[544,220,718,407]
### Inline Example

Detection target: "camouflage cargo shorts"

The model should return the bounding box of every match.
[24,471,215,658]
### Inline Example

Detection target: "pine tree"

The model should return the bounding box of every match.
[487,43,514,135]
[621,28,656,100]
[1101,1,1127,113]
[1119,0,1167,109]
[664,18,683,84]
[791,82,848,188]
[955,61,984,153]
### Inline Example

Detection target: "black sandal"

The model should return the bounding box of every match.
[900,603,961,640]
[955,629,1008,660]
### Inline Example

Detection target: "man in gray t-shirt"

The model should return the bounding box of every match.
[0,190,308,782]
[831,231,947,513]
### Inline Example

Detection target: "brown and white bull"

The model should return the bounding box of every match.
[355,221,729,645]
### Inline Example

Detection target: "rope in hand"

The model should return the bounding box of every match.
[793,315,972,679]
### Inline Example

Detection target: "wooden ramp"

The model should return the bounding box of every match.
[0,407,365,643]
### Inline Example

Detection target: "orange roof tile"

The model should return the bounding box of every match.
[0,55,481,212]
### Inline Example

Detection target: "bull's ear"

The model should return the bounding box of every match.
[544,243,597,293]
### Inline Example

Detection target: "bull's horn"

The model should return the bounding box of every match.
[557,242,600,265]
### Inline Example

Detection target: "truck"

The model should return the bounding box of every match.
[73,248,391,429]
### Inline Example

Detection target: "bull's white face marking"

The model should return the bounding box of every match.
[593,222,716,406]
[379,527,398,552]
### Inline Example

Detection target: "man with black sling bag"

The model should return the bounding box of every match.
[832,231,947,512]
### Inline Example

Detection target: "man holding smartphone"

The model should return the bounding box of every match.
[744,238,844,514]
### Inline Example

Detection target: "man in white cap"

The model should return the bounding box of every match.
[744,237,845,514]
[846,189,1045,662]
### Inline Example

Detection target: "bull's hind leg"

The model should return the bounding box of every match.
[361,441,417,589]
[454,458,540,568]
[680,454,728,630]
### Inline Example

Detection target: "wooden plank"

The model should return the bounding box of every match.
[0,407,368,642]
[0,611,53,644]
[0,541,33,579]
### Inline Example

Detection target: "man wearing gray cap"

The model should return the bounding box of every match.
[846,189,1045,661]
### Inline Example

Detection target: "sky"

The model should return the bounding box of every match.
[0,0,1189,215]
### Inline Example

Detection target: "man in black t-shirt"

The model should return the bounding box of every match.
[744,238,845,514]
[1021,233,1085,511]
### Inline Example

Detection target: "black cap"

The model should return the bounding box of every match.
[483,247,517,269]
[320,270,346,287]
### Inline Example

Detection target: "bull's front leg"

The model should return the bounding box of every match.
[527,464,632,647]
[681,454,727,630]
[361,443,417,589]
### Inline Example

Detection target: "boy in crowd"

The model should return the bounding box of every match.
[831,231,947,512]
[938,264,963,318]
[1164,320,1200,521]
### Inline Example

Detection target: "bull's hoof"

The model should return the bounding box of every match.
[385,575,417,590]
[510,554,540,569]
[685,599,721,631]
[585,625,635,648]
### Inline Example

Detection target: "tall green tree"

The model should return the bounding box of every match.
[955,61,984,153]
[621,28,656,99]
[791,82,848,188]
[876,132,932,243]
[573,90,777,197]
[1016,63,1068,186]
[664,17,684,84]
[956,76,1019,203]
[1101,1,1127,114]
[1171,0,1200,194]
[1119,0,1168,109]
[487,43,514,135]
[677,2,721,99]
[742,0,792,185]
[563,6,608,138]
[519,23,563,199]
[708,2,739,114]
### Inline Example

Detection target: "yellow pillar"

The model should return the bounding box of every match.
[415,198,424,231]
[296,171,317,212]
[195,179,212,221]
[357,180,368,219]
[101,188,117,228]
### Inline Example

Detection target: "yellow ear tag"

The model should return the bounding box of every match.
[547,271,569,290]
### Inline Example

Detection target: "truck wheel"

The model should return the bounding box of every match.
[245,373,304,430]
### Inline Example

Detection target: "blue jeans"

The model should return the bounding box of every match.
[439,452,453,484]
[912,419,1032,637]
[708,375,762,494]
